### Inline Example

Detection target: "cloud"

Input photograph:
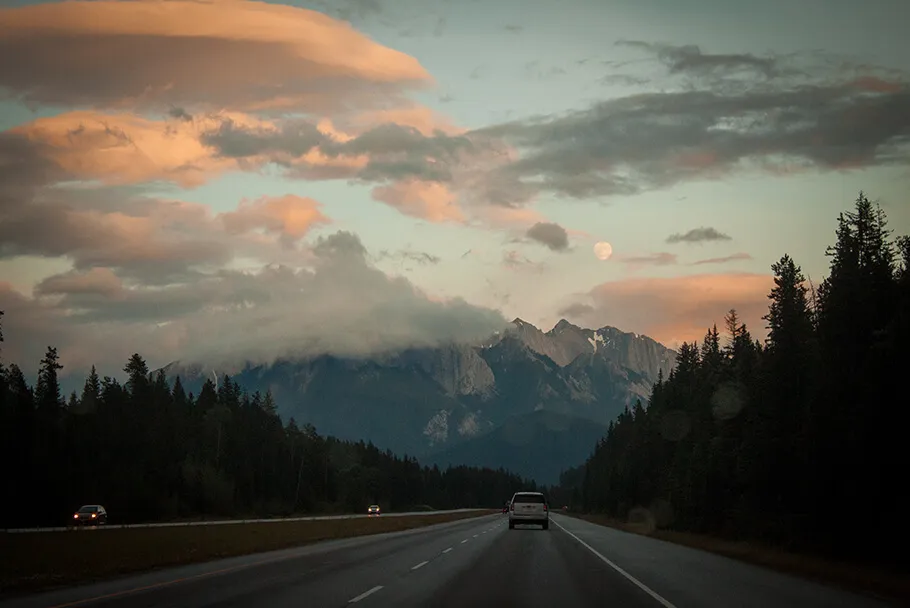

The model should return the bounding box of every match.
[502,250,545,273]
[12,110,257,188]
[557,302,594,318]
[558,273,774,348]
[35,267,122,299]
[666,226,732,244]
[7,105,513,227]
[0,132,330,283]
[375,249,441,266]
[220,195,331,246]
[0,0,430,113]
[312,0,384,23]
[692,252,753,265]
[619,252,678,266]
[200,119,326,162]
[525,222,569,251]
[616,41,779,80]
[470,206,548,229]
[473,49,910,200]
[0,195,234,283]
[1,232,508,373]
[371,180,464,222]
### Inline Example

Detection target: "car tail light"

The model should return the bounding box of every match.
[543,504,548,512]
[510,503,514,511]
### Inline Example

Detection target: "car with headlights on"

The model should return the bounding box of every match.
[73,504,107,526]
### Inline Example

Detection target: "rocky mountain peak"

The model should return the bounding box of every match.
[550,318,582,334]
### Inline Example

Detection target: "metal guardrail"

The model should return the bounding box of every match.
[1,508,488,534]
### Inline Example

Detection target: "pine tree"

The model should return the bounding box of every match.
[35,346,64,415]
[123,354,150,397]
[80,365,101,412]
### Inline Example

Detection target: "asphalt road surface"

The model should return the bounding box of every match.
[1,514,891,608]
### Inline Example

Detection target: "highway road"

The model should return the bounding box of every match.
[1,513,890,608]
[1,509,484,534]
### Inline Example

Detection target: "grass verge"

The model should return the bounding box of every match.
[563,512,908,604]
[1,510,495,597]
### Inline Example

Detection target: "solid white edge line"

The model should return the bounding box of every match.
[552,518,677,608]
[349,585,384,603]
[411,561,429,570]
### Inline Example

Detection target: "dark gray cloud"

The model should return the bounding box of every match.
[168,106,193,122]
[376,249,441,265]
[433,16,447,37]
[524,61,568,80]
[202,120,475,185]
[525,222,569,251]
[201,119,326,160]
[334,123,472,158]
[667,227,732,244]
[0,133,61,212]
[472,73,910,199]
[616,41,779,79]
[691,252,753,265]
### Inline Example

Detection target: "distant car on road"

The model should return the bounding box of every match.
[502,501,510,514]
[367,504,381,515]
[72,504,107,526]
[508,492,548,530]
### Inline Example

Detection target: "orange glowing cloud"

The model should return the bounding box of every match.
[0,0,431,112]
[372,180,465,223]
[220,195,331,244]
[563,273,774,348]
[13,110,375,187]
[12,111,266,187]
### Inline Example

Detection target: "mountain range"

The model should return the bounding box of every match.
[163,318,677,484]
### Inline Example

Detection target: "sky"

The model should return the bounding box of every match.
[1,0,909,378]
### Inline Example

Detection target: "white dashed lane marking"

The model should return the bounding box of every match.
[349,585,383,603]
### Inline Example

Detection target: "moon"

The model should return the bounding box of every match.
[593,241,613,261]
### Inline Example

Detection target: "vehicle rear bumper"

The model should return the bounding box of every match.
[509,515,548,523]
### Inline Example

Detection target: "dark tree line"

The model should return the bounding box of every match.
[0,333,533,527]
[558,192,909,565]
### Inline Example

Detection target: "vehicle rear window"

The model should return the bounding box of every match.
[513,494,545,503]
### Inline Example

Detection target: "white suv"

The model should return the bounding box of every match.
[508,491,549,530]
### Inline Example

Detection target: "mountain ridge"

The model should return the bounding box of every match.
[162,318,677,481]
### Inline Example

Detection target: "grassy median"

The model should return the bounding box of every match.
[563,513,908,604]
[0,510,495,596]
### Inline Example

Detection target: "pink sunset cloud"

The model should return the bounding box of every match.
[560,273,775,348]
[0,0,431,114]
